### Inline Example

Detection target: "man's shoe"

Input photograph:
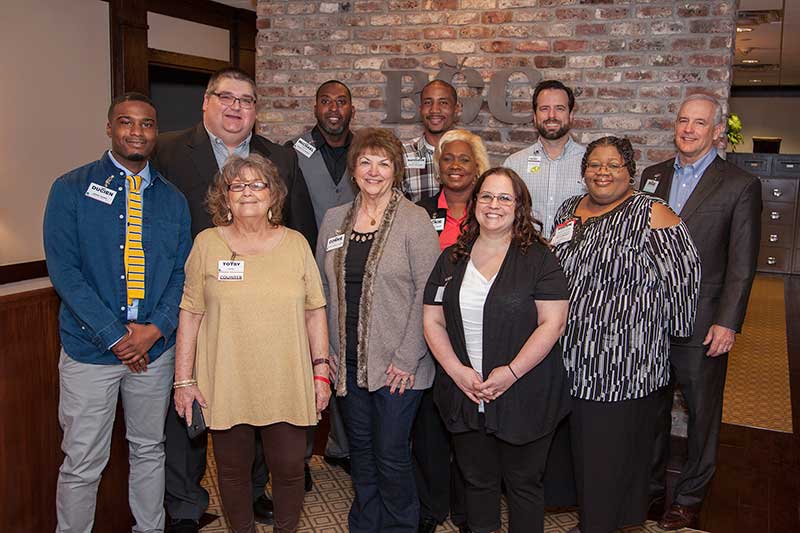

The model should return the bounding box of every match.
[253,494,275,525]
[658,503,698,530]
[323,455,351,474]
[418,516,438,533]
[647,495,666,521]
[168,518,199,533]
[304,463,313,492]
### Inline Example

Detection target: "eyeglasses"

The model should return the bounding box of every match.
[212,92,256,109]
[586,162,626,174]
[477,192,515,206]
[227,181,268,192]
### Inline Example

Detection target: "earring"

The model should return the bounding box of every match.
[267,208,273,222]
[226,210,232,222]
[629,177,636,186]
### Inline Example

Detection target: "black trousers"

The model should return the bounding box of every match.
[452,418,555,533]
[651,344,728,507]
[164,392,270,520]
[412,388,466,525]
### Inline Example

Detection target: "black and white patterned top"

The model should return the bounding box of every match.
[553,192,701,402]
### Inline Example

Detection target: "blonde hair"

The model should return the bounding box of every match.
[433,129,491,182]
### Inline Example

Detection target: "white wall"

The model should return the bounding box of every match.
[148,12,230,62]
[0,0,111,265]
[729,96,800,154]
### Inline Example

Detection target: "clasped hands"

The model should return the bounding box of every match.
[451,363,517,404]
[111,322,162,373]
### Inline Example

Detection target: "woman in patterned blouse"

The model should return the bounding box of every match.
[551,137,701,533]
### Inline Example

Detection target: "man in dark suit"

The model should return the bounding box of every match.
[642,94,761,530]
[152,67,316,533]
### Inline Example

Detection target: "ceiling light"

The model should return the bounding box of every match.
[736,27,753,33]
[741,59,759,64]
[749,79,763,83]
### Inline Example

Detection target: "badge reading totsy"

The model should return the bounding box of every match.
[218,260,244,281]
[431,217,445,232]
[85,182,117,205]
[404,156,426,170]
[326,234,345,251]
[294,138,316,158]
[527,155,542,174]
[550,219,576,246]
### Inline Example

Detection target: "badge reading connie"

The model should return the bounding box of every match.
[218,260,244,281]
[326,234,345,251]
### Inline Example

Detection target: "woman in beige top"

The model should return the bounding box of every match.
[173,154,330,533]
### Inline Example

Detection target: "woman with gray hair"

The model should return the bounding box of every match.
[173,153,331,533]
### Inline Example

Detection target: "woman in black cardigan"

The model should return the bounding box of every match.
[422,167,571,533]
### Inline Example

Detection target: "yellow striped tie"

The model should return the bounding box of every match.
[125,175,145,305]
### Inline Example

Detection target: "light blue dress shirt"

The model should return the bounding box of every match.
[668,148,717,214]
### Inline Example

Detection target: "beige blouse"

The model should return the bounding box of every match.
[180,227,326,430]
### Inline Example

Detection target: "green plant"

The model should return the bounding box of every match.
[727,113,743,151]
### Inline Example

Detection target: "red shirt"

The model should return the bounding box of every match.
[438,193,466,250]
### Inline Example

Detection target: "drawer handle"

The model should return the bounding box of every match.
[786,164,796,169]
[772,188,783,197]
[769,234,779,242]
[767,256,778,265]
[770,211,781,220]
[748,161,760,167]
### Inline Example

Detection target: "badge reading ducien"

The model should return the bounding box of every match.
[550,219,576,246]
[294,138,316,158]
[85,182,117,205]
[218,260,244,281]
[326,234,345,251]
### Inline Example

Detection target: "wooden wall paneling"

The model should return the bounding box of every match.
[149,49,229,74]
[109,0,150,96]
[0,260,47,285]
[0,289,132,532]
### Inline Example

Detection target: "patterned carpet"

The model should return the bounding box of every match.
[199,453,705,532]
[722,276,793,433]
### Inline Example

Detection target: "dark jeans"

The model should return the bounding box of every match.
[340,361,424,533]
[452,417,554,533]
[212,423,306,533]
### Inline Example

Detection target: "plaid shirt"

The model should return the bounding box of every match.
[503,137,586,237]
[402,136,439,202]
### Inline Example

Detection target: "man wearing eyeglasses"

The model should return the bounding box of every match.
[153,67,316,533]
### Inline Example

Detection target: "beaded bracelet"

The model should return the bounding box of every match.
[313,375,331,385]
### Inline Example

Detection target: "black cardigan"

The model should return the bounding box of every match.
[423,241,571,445]
[416,191,446,236]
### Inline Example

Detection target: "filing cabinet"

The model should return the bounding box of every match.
[728,153,799,274]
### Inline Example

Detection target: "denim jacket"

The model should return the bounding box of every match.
[43,152,191,364]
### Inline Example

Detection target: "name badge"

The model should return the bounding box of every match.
[85,182,117,205]
[527,155,542,174]
[643,178,660,194]
[434,286,445,303]
[218,260,244,281]
[404,156,426,170]
[326,234,345,251]
[431,217,445,232]
[550,219,576,246]
[294,138,316,158]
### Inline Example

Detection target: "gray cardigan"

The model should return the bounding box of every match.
[316,190,440,395]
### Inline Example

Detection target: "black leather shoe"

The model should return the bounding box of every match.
[647,495,665,521]
[305,463,313,492]
[253,494,275,525]
[323,455,351,474]
[168,518,199,533]
[418,517,438,533]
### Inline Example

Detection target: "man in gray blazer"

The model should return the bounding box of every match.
[642,94,762,530]
[287,79,358,477]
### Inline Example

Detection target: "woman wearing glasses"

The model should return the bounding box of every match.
[551,136,700,533]
[173,153,330,533]
[423,167,571,533]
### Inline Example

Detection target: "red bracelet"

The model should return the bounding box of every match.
[314,375,331,385]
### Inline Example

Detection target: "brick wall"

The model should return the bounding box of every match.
[255,0,736,171]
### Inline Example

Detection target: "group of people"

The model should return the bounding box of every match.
[44,67,761,533]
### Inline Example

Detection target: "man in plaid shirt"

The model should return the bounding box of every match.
[402,80,461,202]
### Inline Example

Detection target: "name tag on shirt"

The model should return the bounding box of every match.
[431,217,445,232]
[434,286,445,303]
[643,178,660,194]
[326,234,345,251]
[527,154,542,174]
[85,182,117,205]
[218,260,244,281]
[404,156,426,170]
[294,138,316,158]
[550,219,576,246]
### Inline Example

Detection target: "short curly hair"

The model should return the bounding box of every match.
[432,129,491,182]
[205,153,287,227]
[347,128,405,188]
[581,136,636,179]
